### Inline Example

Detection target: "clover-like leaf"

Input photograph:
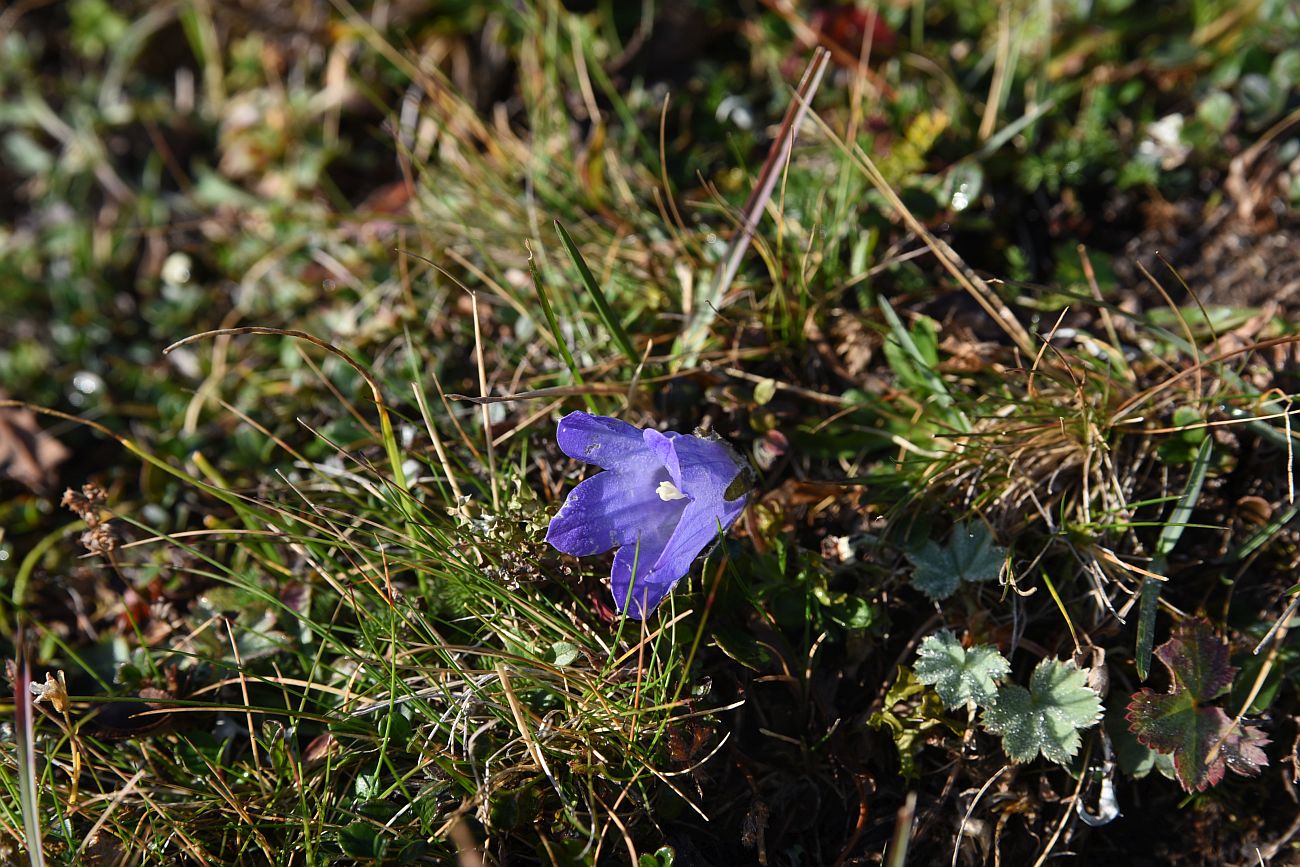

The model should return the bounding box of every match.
[983,658,1103,765]
[1126,620,1270,792]
[914,631,1010,709]
[906,521,1006,601]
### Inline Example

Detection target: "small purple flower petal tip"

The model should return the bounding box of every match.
[545,412,751,619]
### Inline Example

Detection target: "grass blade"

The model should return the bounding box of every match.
[1155,437,1214,560]
[526,242,596,414]
[885,791,917,867]
[675,48,831,369]
[1233,500,1300,564]
[1134,577,1163,682]
[554,220,639,366]
[14,631,47,867]
[1137,436,1213,679]
[878,296,970,433]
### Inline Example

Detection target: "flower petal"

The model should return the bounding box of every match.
[642,429,682,485]
[611,495,747,619]
[611,434,748,618]
[546,469,684,557]
[545,413,752,620]
[609,516,680,618]
[556,412,650,469]
[668,434,746,502]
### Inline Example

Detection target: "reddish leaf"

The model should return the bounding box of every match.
[1126,621,1269,792]
[809,4,898,59]
[1221,723,1270,779]
[1154,619,1235,700]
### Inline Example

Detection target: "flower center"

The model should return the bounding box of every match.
[656,480,687,502]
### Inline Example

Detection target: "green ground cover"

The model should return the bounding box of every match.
[3,0,1300,863]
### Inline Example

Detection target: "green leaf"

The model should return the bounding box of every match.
[527,250,589,404]
[1154,436,1213,559]
[878,299,969,433]
[906,521,1006,601]
[983,659,1103,765]
[1137,435,1213,679]
[69,0,129,60]
[379,710,412,747]
[1195,91,1236,133]
[1134,576,1163,682]
[711,625,773,671]
[3,132,54,177]
[548,641,580,667]
[1126,620,1270,792]
[1238,73,1284,128]
[914,631,1010,709]
[828,593,875,630]
[866,665,955,779]
[338,821,388,858]
[638,847,676,867]
[1272,48,1300,91]
[354,772,381,801]
[554,220,639,366]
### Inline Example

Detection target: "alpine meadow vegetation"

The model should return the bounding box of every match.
[2,1,1300,865]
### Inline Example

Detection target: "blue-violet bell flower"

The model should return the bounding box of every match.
[545,412,751,619]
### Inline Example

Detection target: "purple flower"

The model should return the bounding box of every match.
[545,412,751,619]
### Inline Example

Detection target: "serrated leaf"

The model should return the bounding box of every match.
[906,521,1007,601]
[1126,620,1270,792]
[1220,722,1270,778]
[1107,705,1174,781]
[983,659,1103,765]
[914,631,1010,709]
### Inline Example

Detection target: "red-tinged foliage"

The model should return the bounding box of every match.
[1126,620,1270,792]
[809,3,899,59]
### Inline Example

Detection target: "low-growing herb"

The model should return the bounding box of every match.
[1126,621,1270,792]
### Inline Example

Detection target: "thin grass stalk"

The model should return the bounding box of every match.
[526,240,596,411]
[14,630,46,867]
[470,291,501,511]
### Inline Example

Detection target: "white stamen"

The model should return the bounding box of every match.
[656,480,687,501]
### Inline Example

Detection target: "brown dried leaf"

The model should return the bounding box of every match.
[0,402,69,494]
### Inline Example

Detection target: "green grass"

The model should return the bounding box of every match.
[4,0,1300,864]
